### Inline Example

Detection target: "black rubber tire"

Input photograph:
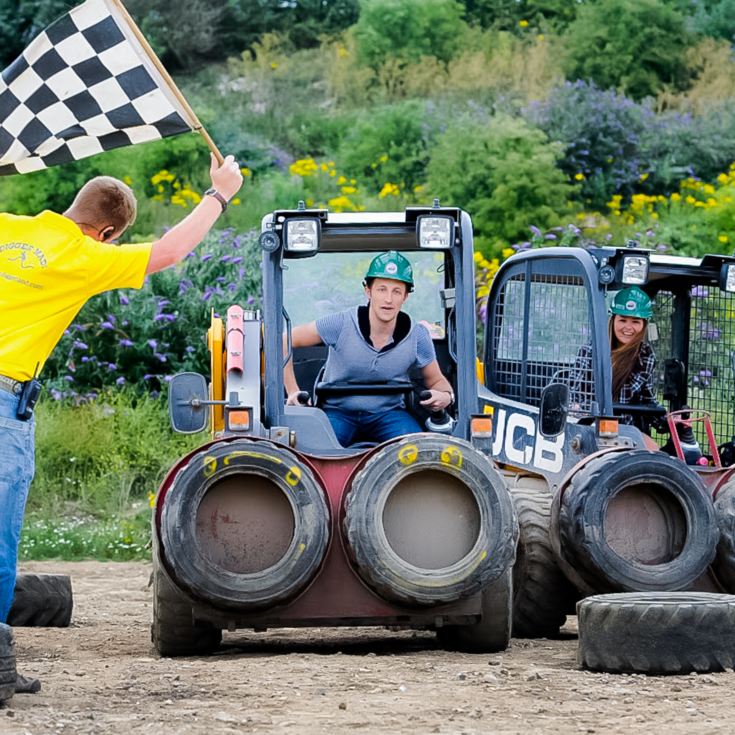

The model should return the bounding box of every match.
[578,592,735,674]
[151,557,222,657]
[8,574,73,627]
[344,435,518,607]
[160,439,330,610]
[0,624,15,705]
[436,569,512,652]
[714,479,735,593]
[560,450,717,592]
[507,473,578,638]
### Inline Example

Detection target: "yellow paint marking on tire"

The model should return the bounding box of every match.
[203,456,218,478]
[295,542,306,557]
[286,466,302,486]
[222,450,283,466]
[440,446,464,469]
[398,444,419,465]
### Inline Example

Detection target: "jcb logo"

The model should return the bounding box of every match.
[491,408,564,474]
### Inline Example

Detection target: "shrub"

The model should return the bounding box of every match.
[354,0,468,67]
[42,227,262,396]
[529,81,652,209]
[426,114,577,256]
[464,0,583,31]
[337,101,434,195]
[564,0,692,100]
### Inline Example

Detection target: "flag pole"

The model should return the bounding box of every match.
[108,0,224,165]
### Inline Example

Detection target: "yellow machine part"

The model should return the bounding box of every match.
[475,357,485,385]
[207,311,225,436]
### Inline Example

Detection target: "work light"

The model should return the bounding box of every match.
[416,215,454,250]
[284,218,320,253]
[620,255,649,285]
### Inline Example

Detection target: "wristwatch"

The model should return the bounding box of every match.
[445,390,455,405]
[204,188,228,212]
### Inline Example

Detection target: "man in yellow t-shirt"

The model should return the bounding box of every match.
[0,153,242,693]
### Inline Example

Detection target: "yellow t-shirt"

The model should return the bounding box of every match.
[0,210,153,381]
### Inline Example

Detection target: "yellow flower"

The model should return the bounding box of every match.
[240,167,252,177]
[685,195,696,205]
[231,198,241,206]
[337,46,349,58]
[574,173,585,181]
[337,175,347,185]
[379,182,400,198]
[670,192,681,202]
[719,234,729,243]
[519,19,529,28]
[639,173,649,181]
[148,492,155,508]
[378,154,389,164]
[270,62,278,70]
[704,184,715,195]
[717,173,729,185]
[502,248,515,259]
[289,158,318,177]
[122,175,133,185]
[537,34,545,41]
[341,185,357,194]
[328,195,357,212]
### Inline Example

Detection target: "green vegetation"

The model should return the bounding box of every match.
[3,0,735,558]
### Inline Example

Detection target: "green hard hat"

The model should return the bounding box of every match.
[364,251,414,291]
[610,286,653,320]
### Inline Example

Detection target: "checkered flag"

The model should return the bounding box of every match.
[0,0,202,176]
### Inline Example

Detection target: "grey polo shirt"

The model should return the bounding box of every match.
[316,306,436,412]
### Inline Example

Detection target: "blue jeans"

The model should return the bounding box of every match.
[0,390,35,623]
[324,406,422,446]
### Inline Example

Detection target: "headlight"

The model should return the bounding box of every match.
[720,263,735,293]
[620,255,649,285]
[416,214,454,249]
[284,218,320,253]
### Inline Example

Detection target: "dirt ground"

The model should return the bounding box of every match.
[1,561,733,735]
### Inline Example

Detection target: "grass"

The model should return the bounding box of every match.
[21,390,200,561]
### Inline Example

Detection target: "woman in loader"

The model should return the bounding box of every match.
[572,286,657,426]
[283,251,454,446]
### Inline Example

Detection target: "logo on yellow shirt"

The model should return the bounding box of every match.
[0,242,47,289]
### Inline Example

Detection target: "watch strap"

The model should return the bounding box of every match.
[204,188,228,212]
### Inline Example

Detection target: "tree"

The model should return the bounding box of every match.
[463,0,585,31]
[564,0,692,100]
[353,0,468,67]
[0,0,68,69]
[426,115,576,253]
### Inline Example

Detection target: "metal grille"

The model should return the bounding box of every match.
[492,273,593,408]
[688,286,735,445]
[652,287,735,446]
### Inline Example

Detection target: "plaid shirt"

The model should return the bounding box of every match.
[572,342,656,424]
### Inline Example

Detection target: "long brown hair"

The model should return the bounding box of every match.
[609,316,647,397]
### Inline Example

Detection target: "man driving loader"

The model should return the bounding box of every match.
[283,251,454,446]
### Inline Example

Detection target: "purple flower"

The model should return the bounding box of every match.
[119,338,134,348]
[147,339,158,350]
[691,286,709,298]
[106,314,117,324]
[530,225,542,237]
[51,389,63,401]
[119,294,129,306]
[186,251,196,258]
[143,374,155,381]
[154,313,177,322]
[116,376,126,386]
[164,375,173,382]
[200,253,213,262]
[230,257,243,265]
[699,369,713,378]
[185,345,195,354]
[246,295,255,305]
[544,233,557,241]
[73,340,88,351]
[81,356,90,363]
[157,298,170,308]
[100,321,115,330]
[154,353,168,363]
[107,363,117,371]
[64,375,74,383]
[63,329,71,336]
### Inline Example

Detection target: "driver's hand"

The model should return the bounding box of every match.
[420,390,451,412]
[286,390,310,406]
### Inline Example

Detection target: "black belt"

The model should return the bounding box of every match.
[0,375,23,395]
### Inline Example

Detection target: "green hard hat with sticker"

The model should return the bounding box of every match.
[364,251,414,291]
[610,286,653,320]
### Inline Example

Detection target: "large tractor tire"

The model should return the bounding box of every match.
[344,436,518,607]
[506,473,578,638]
[8,574,73,627]
[578,592,735,674]
[560,451,717,592]
[151,558,222,657]
[714,478,735,593]
[159,440,330,611]
[0,624,15,705]
[436,570,512,653]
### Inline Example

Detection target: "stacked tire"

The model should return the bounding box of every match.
[714,478,735,592]
[343,436,518,651]
[154,439,330,655]
[0,624,15,706]
[559,450,717,593]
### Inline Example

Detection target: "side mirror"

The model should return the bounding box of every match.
[169,372,209,433]
[539,383,569,438]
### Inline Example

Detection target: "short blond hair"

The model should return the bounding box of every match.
[70,176,137,234]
